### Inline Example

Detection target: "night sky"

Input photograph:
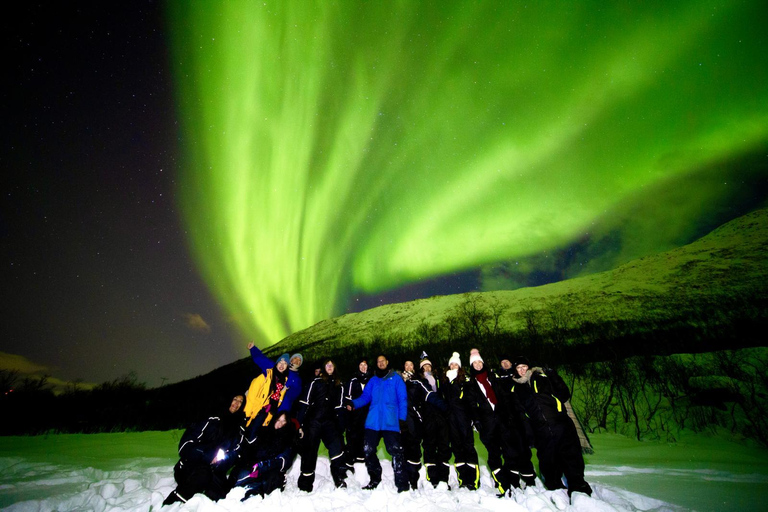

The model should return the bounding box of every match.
[3,1,767,390]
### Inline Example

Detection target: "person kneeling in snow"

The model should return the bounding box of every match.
[510,356,593,499]
[163,394,246,506]
[230,411,298,499]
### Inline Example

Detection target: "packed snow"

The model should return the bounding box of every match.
[1,454,680,512]
[3,432,767,512]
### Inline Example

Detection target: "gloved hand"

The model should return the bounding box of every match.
[248,463,260,478]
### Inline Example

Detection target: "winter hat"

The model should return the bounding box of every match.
[469,348,483,366]
[276,353,291,366]
[419,351,432,370]
[290,353,304,366]
[448,352,462,368]
[512,355,530,369]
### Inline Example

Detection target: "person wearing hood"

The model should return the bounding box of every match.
[442,351,480,490]
[344,357,372,468]
[416,352,451,488]
[247,342,303,414]
[163,393,246,505]
[349,353,408,492]
[243,348,291,429]
[510,356,592,499]
[230,410,299,499]
[295,358,349,491]
[465,348,536,497]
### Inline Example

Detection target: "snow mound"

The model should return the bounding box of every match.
[0,456,683,512]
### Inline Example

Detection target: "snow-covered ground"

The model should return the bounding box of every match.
[1,432,766,512]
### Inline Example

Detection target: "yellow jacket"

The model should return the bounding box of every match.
[244,368,287,427]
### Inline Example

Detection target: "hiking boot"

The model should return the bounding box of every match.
[362,480,380,490]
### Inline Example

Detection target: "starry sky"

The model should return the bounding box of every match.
[3,1,768,390]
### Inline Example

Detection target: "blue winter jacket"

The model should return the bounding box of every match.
[352,370,407,432]
[249,346,302,413]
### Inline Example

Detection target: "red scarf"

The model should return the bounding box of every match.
[269,381,284,402]
[475,371,497,406]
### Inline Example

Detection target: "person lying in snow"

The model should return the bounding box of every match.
[163,394,246,505]
[230,410,299,499]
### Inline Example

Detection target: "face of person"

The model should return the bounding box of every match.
[315,368,321,376]
[422,363,432,374]
[449,362,459,371]
[472,360,484,372]
[273,414,287,429]
[500,359,512,370]
[516,364,529,377]
[276,360,288,373]
[291,356,302,368]
[229,395,244,413]
[404,361,414,373]
[325,361,335,375]
[377,356,388,370]
[359,361,368,373]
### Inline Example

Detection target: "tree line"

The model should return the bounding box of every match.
[2,293,766,444]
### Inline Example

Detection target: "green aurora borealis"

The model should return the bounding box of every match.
[168,1,768,346]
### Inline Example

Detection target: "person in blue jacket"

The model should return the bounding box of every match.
[348,354,409,492]
[247,342,303,413]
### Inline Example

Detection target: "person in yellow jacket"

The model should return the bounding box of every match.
[244,353,291,428]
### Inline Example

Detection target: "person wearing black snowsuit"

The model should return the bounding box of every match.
[163,394,246,505]
[510,357,592,498]
[230,411,298,499]
[295,359,349,491]
[400,363,423,490]
[465,349,535,496]
[344,358,371,468]
[443,352,480,490]
[495,356,536,486]
[416,356,451,488]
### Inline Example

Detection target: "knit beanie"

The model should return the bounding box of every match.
[469,348,483,366]
[419,350,432,370]
[448,352,462,367]
[276,353,291,366]
[290,353,303,366]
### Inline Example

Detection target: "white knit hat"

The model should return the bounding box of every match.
[448,352,462,367]
[469,348,483,366]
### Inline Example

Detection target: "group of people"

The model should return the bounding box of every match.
[163,344,592,505]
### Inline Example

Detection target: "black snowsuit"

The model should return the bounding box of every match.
[164,410,245,505]
[296,376,348,490]
[443,371,480,490]
[402,376,424,489]
[511,368,592,497]
[344,369,371,466]
[230,417,298,498]
[466,367,535,494]
[414,375,451,487]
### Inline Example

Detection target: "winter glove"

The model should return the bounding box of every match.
[248,463,260,478]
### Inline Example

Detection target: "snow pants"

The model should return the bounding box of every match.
[298,418,347,490]
[421,412,451,486]
[477,418,535,493]
[401,414,422,489]
[164,460,229,505]
[363,428,408,492]
[345,406,368,466]
[535,418,592,496]
[448,412,479,490]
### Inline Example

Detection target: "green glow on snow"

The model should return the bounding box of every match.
[168,1,768,345]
